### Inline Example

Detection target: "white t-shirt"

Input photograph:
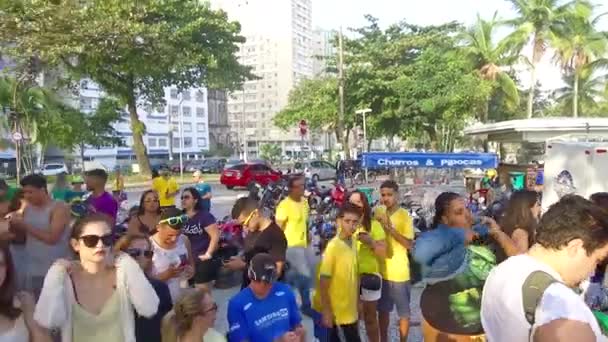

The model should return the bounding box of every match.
[150,234,189,303]
[481,254,607,342]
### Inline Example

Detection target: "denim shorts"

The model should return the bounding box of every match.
[377,279,411,318]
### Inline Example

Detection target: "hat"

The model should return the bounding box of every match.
[248,253,278,283]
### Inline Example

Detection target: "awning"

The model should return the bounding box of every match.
[361,152,498,169]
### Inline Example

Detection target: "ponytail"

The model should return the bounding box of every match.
[431,192,461,229]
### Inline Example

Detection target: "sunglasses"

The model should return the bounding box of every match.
[80,234,113,248]
[201,303,218,315]
[159,214,189,227]
[243,210,257,226]
[126,248,154,258]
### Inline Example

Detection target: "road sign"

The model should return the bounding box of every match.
[11,132,22,141]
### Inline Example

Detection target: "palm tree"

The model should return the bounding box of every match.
[507,0,584,118]
[551,6,608,117]
[462,12,524,122]
[553,66,608,116]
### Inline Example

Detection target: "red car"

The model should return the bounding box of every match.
[220,163,282,190]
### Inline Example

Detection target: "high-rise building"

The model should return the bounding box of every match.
[312,28,336,76]
[78,79,210,169]
[210,0,314,158]
[207,89,230,151]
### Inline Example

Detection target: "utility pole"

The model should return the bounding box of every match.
[338,27,346,158]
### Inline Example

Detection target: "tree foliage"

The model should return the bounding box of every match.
[0,0,254,175]
[259,143,282,164]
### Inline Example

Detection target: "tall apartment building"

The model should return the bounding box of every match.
[78,80,210,169]
[312,28,336,76]
[210,0,314,158]
[207,89,230,150]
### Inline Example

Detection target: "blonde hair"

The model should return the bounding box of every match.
[113,233,151,253]
[161,288,211,342]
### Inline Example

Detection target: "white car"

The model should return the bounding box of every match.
[39,163,68,176]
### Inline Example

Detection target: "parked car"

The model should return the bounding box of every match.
[39,163,69,176]
[294,160,336,182]
[220,163,282,190]
[201,158,226,173]
[185,161,205,173]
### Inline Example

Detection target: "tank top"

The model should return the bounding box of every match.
[24,201,71,278]
[150,235,189,303]
[71,291,124,342]
[0,315,28,342]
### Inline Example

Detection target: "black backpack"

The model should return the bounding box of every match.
[521,271,559,339]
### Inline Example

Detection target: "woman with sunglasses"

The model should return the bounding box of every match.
[128,190,162,235]
[161,288,225,342]
[349,190,387,342]
[34,214,159,342]
[180,188,220,291]
[150,207,196,303]
[115,234,172,342]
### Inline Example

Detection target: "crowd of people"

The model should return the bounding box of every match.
[2,164,608,342]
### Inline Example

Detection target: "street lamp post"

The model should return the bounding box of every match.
[178,94,185,180]
[356,108,372,182]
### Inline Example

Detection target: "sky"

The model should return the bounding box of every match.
[313,0,608,92]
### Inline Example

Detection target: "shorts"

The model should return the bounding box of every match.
[312,310,330,341]
[192,257,221,284]
[377,279,411,318]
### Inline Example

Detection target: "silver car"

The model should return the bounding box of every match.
[294,160,336,181]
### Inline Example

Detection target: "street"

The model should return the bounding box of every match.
[126,181,424,341]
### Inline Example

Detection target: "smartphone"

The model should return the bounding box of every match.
[178,254,188,268]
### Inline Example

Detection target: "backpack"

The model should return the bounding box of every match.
[521,270,559,340]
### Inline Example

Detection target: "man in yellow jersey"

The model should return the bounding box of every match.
[375,180,414,342]
[314,203,362,341]
[152,165,179,209]
[276,174,314,315]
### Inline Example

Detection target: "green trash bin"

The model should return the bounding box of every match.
[509,172,525,191]
[357,187,375,204]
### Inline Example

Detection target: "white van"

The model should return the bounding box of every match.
[542,141,608,210]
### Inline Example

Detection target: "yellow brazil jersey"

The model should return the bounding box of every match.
[356,220,386,275]
[152,177,179,207]
[275,197,309,248]
[312,236,358,325]
[375,206,414,282]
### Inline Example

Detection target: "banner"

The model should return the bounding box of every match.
[361,152,498,169]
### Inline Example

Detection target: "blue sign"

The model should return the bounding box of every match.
[361,152,498,169]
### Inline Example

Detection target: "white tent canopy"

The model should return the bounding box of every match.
[464,118,608,143]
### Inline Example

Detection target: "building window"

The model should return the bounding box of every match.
[183,123,192,133]
[172,123,179,132]
[197,123,206,132]
[184,137,193,148]
[197,137,207,147]
[196,91,205,102]
[170,88,178,99]
[148,138,157,147]
[182,90,191,101]
[196,107,205,117]
[170,105,178,116]
[158,138,167,147]
[80,97,94,110]
[173,138,180,147]
[182,106,191,117]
